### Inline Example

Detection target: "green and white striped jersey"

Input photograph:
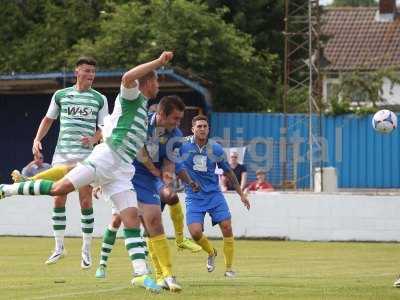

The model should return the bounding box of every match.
[46,86,108,162]
[103,85,148,164]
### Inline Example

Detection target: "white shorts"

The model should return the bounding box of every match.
[111,204,119,215]
[111,194,143,216]
[52,153,88,166]
[110,190,137,214]
[66,143,135,198]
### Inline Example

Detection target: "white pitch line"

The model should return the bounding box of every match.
[31,285,128,300]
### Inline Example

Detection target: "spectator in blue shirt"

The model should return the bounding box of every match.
[21,153,51,177]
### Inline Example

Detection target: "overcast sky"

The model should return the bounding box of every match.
[320,0,399,5]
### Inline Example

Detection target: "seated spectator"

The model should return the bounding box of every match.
[245,169,273,193]
[228,150,247,191]
[21,153,51,177]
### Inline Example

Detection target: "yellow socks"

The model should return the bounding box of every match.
[196,234,215,255]
[149,234,172,277]
[223,236,234,270]
[147,239,163,281]
[169,202,184,244]
[31,165,70,181]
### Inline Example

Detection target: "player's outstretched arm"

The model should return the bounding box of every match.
[33,116,55,155]
[224,169,250,210]
[121,51,174,88]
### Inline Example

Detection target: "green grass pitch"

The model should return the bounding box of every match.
[1,237,400,299]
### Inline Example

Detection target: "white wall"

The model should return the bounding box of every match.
[0,192,399,242]
[381,77,400,105]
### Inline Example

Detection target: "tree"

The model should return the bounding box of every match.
[0,1,46,72]
[0,0,281,112]
[199,0,284,110]
[199,1,284,55]
[0,0,108,73]
[70,0,279,112]
[328,68,400,115]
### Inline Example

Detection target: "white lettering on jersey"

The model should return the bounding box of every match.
[193,155,207,172]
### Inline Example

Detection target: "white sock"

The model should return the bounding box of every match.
[132,259,148,276]
[55,235,64,251]
[82,233,92,251]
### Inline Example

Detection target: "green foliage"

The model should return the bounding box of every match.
[199,0,284,111]
[332,0,377,6]
[329,98,378,115]
[327,69,400,115]
[0,1,46,72]
[69,0,279,112]
[286,87,309,113]
[0,0,280,112]
[0,0,108,72]
[329,97,351,115]
[199,0,284,55]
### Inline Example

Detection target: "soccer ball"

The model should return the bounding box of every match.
[372,109,397,134]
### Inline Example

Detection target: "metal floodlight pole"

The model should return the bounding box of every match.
[308,0,314,191]
[283,0,289,190]
[283,0,322,191]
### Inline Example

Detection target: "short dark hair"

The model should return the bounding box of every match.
[192,114,208,126]
[158,95,185,116]
[138,70,157,87]
[76,56,96,67]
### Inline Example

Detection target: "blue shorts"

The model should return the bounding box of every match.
[132,172,164,205]
[186,192,231,226]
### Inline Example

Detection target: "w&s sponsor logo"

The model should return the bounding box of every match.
[66,105,93,117]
